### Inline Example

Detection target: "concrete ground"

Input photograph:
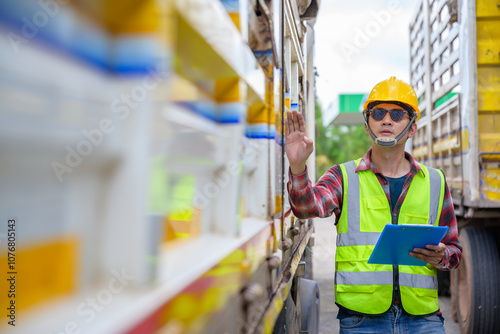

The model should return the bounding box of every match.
[312,217,461,334]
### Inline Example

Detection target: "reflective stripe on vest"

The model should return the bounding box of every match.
[334,159,445,315]
[336,271,438,290]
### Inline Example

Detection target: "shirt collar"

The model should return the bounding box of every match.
[355,148,423,176]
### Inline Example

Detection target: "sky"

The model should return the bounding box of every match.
[314,0,419,124]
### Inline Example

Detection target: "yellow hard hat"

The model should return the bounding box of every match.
[363,76,420,121]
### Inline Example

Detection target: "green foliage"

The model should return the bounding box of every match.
[315,99,372,179]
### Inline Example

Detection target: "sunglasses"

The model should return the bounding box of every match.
[369,108,409,122]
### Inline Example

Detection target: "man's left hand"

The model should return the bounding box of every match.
[409,243,446,268]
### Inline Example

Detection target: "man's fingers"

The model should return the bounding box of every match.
[286,112,296,134]
[409,252,423,260]
[298,112,307,133]
[292,110,300,132]
[304,136,312,153]
[409,252,441,265]
[410,244,445,266]
[286,111,310,147]
[286,112,292,136]
[425,244,443,252]
[304,135,314,147]
[412,248,439,256]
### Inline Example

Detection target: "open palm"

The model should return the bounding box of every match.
[285,110,314,174]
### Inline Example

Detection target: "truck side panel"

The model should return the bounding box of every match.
[409,0,500,209]
[476,0,500,202]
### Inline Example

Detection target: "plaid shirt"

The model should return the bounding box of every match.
[288,149,462,270]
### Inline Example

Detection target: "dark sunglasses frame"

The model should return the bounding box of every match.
[369,108,408,122]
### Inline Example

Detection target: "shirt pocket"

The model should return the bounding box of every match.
[361,195,390,232]
[402,213,429,225]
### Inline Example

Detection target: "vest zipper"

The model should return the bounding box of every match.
[391,212,401,304]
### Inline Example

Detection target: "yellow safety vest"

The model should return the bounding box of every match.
[335,158,445,315]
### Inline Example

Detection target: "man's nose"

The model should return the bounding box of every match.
[382,112,393,124]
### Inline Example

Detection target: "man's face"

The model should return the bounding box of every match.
[366,103,417,144]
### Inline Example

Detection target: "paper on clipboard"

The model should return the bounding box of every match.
[367,224,449,266]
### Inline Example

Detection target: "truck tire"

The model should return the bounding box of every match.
[451,268,458,322]
[453,227,500,334]
[437,270,451,296]
[273,293,300,334]
[298,278,320,334]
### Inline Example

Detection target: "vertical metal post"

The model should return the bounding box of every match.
[306,24,316,183]
[423,0,434,165]
[281,0,286,241]
[466,0,480,202]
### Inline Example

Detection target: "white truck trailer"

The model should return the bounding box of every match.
[409,0,500,333]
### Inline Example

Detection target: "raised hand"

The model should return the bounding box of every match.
[285,110,314,175]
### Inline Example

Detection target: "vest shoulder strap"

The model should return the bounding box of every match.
[419,164,445,226]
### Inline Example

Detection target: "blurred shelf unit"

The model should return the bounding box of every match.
[0,0,320,332]
[0,0,278,333]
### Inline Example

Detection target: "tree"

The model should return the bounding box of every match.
[315,99,371,179]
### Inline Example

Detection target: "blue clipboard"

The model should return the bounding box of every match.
[368,224,448,266]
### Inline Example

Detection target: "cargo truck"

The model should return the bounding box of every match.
[409,0,500,333]
[0,0,320,333]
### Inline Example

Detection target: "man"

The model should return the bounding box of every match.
[285,77,462,333]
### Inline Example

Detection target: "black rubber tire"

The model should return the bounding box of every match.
[437,270,451,296]
[273,293,300,334]
[453,227,500,334]
[450,268,458,322]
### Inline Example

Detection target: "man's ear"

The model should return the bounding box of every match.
[407,123,418,138]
